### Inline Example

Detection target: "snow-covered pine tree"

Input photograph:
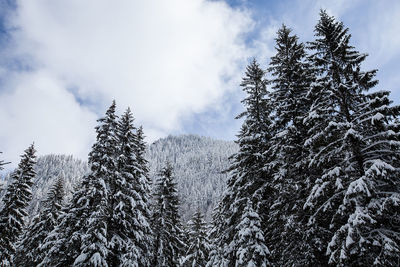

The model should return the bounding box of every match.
[108,108,152,266]
[206,203,228,267]
[39,179,92,267]
[135,126,150,176]
[304,10,400,266]
[235,199,269,267]
[14,175,65,266]
[210,59,271,266]
[0,144,36,266]
[151,162,185,266]
[74,100,119,267]
[181,209,211,267]
[266,25,315,265]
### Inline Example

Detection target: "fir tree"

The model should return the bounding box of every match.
[14,175,65,266]
[206,203,228,267]
[0,144,36,266]
[235,199,269,267]
[74,101,119,267]
[134,126,150,176]
[304,10,400,266]
[151,163,185,266]
[39,179,92,267]
[210,59,271,266]
[108,108,152,266]
[266,25,314,265]
[41,101,118,267]
[181,209,211,267]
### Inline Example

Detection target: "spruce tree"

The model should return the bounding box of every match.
[108,108,152,266]
[134,126,150,176]
[304,10,400,266]
[235,199,269,267]
[206,203,228,267]
[41,101,118,266]
[74,101,119,266]
[0,144,36,266]
[181,209,211,267]
[210,59,271,266]
[39,179,92,267]
[14,175,65,266]
[151,163,185,266]
[266,25,315,265]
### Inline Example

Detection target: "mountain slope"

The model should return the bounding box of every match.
[147,135,237,222]
[0,135,237,222]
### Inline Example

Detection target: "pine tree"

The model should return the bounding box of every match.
[210,59,271,266]
[0,144,36,266]
[74,101,119,267]
[235,199,269,267]
[39,179,92,267]
[40,101,118,267]
[266,25,315,265]
[151,163,185,266]
[206,203,228,267]
[304,10,400,266]
[108,108,152,266]
[181,209,211,267]
[14,175,65,266]
[134,126,150,176]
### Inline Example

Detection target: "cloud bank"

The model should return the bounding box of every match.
[1,0,399,168]
[0,0,253,166]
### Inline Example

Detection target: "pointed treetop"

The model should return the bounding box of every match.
[105,100,117,117]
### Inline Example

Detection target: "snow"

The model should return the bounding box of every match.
[371,112,384,125]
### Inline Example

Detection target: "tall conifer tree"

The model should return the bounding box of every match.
[108,108,152,266]
[0,144,36,266]
[182,209,211,267]
[209,59,271,266]
[14,175,65,266]
[39,178,92,267]
[151,163,185,266]
[266,25,315,265]
[304,10,400,266]
[74,100,118,267]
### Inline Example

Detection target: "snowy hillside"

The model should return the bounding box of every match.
[1,135,237,222]
[0,155,89,220]
[147,135,238,222]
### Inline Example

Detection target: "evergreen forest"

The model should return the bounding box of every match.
[1,11,400,267]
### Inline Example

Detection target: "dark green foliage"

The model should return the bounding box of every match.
[0,144,36,266]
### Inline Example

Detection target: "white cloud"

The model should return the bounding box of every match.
[0,0,253,166]
[0,71,97,166]
[3,0,399,169]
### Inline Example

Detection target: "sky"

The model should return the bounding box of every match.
[1,0,400,167]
